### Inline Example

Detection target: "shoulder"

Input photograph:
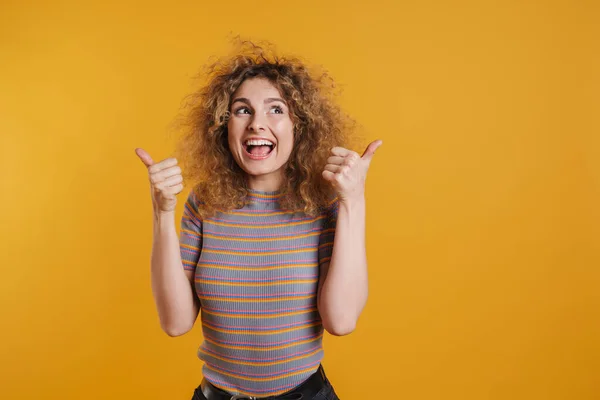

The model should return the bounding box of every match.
[183,189,199,209]
[321,195,339,219]
[186,186,208,207]
[182,187,205,222]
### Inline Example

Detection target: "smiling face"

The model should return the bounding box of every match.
[227,77,295,191]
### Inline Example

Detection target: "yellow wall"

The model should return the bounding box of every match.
[1,1,598,399]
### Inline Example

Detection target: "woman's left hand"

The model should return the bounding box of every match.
[322,140,383,202]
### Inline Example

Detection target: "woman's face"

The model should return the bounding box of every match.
[227,77,294,191]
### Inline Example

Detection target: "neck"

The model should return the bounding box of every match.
[247,172,284,192]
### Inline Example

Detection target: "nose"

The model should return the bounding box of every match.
[248,113,266,132]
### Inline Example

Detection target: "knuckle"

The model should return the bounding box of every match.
[149,174,160,185]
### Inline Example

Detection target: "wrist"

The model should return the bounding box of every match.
[339,193,365,207]
[153,210,175,225]
[338,196,366,216]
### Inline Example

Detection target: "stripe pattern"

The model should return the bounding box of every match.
[180,189,338,397]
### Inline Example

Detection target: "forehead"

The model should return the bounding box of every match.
[233,77,282,99]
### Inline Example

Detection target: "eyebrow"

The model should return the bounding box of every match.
[231,97,287,106]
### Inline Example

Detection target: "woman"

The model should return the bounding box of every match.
[136,42,381,400]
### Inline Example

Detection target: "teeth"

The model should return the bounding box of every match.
[245,139,274,146]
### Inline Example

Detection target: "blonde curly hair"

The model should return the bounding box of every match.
[174,40,355,217]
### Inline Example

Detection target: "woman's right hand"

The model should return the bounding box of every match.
[135,148,184,214]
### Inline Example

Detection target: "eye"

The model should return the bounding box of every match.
[234,106,251,115]
[270,105,284,114]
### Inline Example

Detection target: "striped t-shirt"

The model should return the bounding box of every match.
[179,189,338,397]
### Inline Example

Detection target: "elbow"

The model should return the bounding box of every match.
[319,299,366,337]
[163,327,189,337]
[161,320,194,337]
[323,318,357,337]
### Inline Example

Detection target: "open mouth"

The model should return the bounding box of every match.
[244,138,275,158]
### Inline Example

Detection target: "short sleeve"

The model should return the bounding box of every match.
[179,191,203,272]
[318,197,339,267]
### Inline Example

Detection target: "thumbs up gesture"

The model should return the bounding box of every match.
[135,148,184,214]
[322,140,383,202]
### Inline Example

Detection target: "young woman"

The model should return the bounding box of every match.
[136,42,381,400]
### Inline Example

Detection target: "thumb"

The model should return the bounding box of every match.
[135,148,154,167]
[361,140,383,162]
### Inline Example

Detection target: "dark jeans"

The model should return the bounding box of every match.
[191,370,340,400]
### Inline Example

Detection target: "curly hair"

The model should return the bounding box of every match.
[174,40,355,217]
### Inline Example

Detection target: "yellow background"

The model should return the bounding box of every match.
[1,0,598,399]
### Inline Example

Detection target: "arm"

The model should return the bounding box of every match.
[317,197,368,336]
[136,148,200,337]
[318,140,382,336]
[151,211,200,337]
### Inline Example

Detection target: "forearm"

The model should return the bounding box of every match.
[318,197,368,335]
[151,211,200,336]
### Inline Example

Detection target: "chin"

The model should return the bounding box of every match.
[244,165,279,177]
